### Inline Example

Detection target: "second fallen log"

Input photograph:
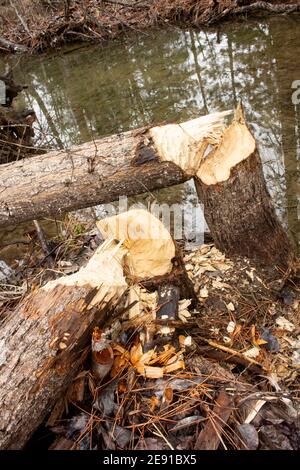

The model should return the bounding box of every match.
[0,209,191,449]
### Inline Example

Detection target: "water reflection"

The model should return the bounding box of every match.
[3,15,300,253]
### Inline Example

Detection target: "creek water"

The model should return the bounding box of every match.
[1,14,300,263]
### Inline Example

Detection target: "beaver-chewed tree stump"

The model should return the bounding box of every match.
[0,210,194,449]
[0,239,128,449]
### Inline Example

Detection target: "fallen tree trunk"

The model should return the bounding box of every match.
[0,111,228,228]
[0,209,192,449]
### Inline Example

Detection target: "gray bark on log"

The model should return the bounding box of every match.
[0,129,188,228]
[0,237,130,449]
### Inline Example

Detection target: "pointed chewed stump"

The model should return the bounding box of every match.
[193,105,297,276]
[148,104,297,277]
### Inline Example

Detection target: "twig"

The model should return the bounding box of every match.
[9,1,31,36]
[196,337,267,372]
[33,220,54,268]
[151,422,174,450]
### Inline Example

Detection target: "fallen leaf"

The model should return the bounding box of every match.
[276,316,295,332]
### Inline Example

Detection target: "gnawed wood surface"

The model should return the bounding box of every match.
[0,112,229,228]
[0,209,188,449]
[194,105,297,273]
[0,284,116,449]
[0,239,128,449]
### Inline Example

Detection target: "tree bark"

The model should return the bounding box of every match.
[0,111,229,228]
[0,239,128,449]
[194,105,296,273]
[0,128,187,227]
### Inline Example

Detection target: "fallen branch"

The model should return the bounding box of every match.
[0,36,28,53]
[236,1,300,15]
[197,337,267,372]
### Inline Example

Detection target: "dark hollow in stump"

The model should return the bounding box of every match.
[141,252,198,307]
[195,105,296,275]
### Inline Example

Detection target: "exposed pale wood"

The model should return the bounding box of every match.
[0,112,229,229]
[0,240,128,449]
[0,209,187,449]
[194,105,296,273]
[194,389,233,450]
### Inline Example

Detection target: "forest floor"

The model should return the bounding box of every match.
[1,215,299,450]
[1,0,300,53]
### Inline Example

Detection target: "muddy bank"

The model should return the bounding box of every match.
[1,0,300,53]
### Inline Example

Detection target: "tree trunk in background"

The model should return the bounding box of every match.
[194,105,296,275]
[270,22,300,253]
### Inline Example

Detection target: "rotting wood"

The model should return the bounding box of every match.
[194,389,233,450]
